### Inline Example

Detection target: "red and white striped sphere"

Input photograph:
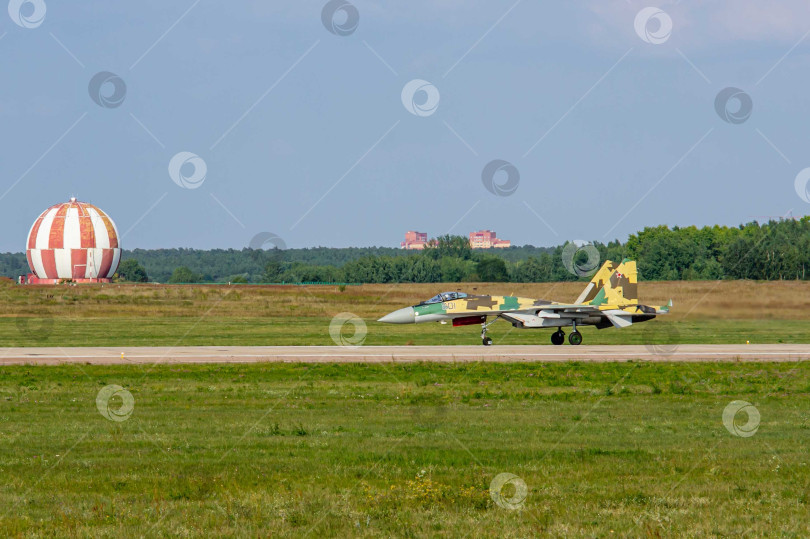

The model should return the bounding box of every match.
[26,198,121,280]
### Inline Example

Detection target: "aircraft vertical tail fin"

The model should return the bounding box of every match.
[588,258,638,306]
[575,260,617,304]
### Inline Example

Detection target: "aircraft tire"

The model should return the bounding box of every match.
[551,331,565,346]
[569,331,582,345]
[482,337,493,346]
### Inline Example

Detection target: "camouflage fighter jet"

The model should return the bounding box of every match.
[378,259,671,345]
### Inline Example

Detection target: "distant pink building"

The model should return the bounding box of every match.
[469,230,510,249]
[401,231,428,250]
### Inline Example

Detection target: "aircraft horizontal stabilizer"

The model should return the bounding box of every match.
[603,309,633,328]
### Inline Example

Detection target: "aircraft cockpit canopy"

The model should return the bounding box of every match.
[423,291,467,304]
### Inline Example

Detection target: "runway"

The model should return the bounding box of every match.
[0,344,808,365]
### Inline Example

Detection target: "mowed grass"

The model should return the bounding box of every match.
[1,362,809,537]
[0,279,809,346]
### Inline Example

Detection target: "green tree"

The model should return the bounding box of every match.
[117,259,148,282]
[424,235,473,260]
[168,266,201,283]
[6,217,810,284]
[476,256,509,282]
[404,257,441,283]
[439,257,474,282]
[263,260,284,282]
[512,256,551,282]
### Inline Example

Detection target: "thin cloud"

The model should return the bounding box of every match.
[589,1,810,50]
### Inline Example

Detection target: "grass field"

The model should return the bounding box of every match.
[2,279,810,346]
[3,280,809,536]
[1,361,809,537]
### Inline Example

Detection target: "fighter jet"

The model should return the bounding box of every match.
[378,259,671,345]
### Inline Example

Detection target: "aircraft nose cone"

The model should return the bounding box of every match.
[378,307,415,324]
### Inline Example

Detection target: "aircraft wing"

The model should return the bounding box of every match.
[444,303,599,319]
[521,303,598,312]
[506,303,601,315]
[511,302,663,315]
[499,302,661,329]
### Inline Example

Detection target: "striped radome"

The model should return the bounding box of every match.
[26,198,121,280]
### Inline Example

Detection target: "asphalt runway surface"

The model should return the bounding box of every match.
[0,344,808,365]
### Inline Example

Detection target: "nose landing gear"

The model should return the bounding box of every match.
[481,317,498,346]
[551,330,565,345]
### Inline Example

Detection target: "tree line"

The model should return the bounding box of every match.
[2,218,809,283]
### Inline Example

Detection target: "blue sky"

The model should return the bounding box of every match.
[2,0,810,251]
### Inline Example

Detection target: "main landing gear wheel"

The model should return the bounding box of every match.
[551,330,565,346]
[568,331,583,346]
[482,336,493,346]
